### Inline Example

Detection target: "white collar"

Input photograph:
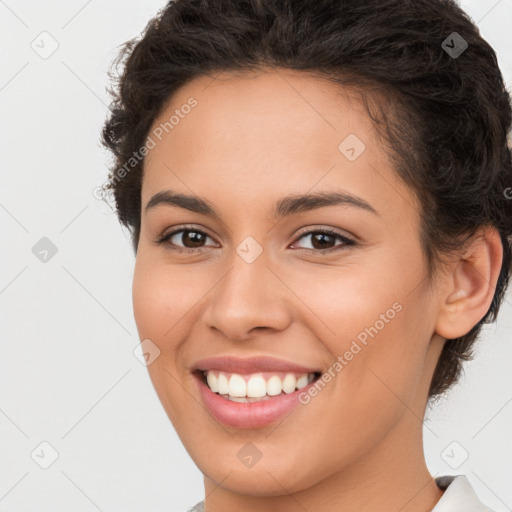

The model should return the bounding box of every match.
[432,475,495,511]
[188,474,495,512]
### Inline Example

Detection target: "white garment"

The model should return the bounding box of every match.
[186,500,204,512]
[186,474,495,512]
[432,474,495,511]
[187,501,204,512]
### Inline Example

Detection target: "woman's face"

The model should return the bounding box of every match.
[133,69,446,495]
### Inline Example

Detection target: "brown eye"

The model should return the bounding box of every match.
[292,229,355,253]
[157,227,218,252]
[156,226,356,254]
[175,230,207,248]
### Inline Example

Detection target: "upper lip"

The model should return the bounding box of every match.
[192,355,321,375]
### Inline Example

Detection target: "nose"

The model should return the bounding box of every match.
[201,248,292,341]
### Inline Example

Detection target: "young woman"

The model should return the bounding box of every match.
[100,0,512,510]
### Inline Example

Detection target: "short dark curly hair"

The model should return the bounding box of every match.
[101,0,512,402]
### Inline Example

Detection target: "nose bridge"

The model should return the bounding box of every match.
[203,237,291,338]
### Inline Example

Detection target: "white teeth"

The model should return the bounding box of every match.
[229,374,247,397]
[217,373,229,395]
[203,370,317,400]
[247,375,266,397]
[296,374,309,389]
[206,371,219,393]
[266,375,283,396]
[282,373,296,393]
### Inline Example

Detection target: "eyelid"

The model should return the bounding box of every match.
[293,224,354,241]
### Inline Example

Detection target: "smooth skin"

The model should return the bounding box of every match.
[132,68,503,512]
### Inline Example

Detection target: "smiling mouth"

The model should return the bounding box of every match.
[194,369,322,403]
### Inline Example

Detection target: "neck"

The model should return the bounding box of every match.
[202,411,444,512]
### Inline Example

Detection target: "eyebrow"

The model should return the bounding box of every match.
[145,189,379,219]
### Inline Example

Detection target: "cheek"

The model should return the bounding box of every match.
[132,263,166,338]
[132,255,201,339]
[131,256,200,420]
[295,257,430,403]
[329,293,431,421]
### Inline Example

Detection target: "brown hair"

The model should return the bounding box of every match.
[100,0,512,402]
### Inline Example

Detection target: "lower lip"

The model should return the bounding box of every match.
[193,372,319,429]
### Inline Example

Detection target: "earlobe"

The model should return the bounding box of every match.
[435,226,503,340]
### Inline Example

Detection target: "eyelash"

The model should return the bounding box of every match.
[155,225,356,254]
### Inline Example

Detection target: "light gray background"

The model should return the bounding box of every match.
[1,1,511,511]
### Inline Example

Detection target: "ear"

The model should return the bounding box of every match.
[435,226,503,340]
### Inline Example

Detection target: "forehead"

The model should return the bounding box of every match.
[141,68,417,222]
[145,68,375,163]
